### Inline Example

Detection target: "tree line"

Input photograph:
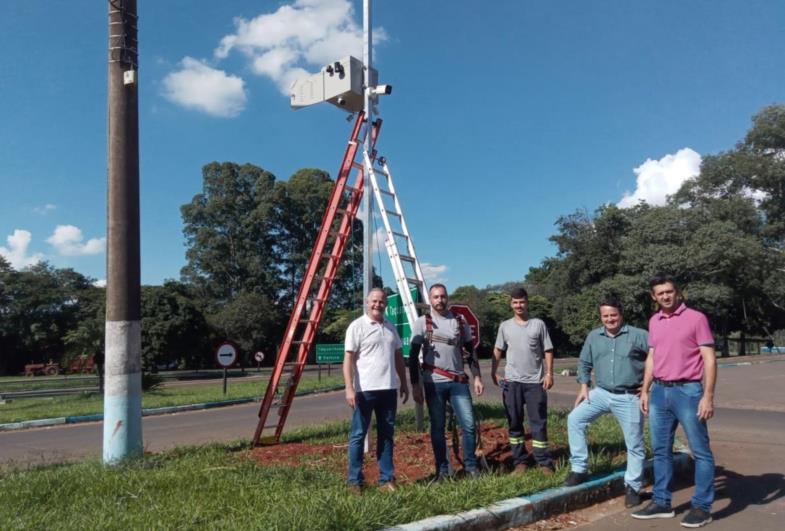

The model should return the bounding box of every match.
[2,105,784,374]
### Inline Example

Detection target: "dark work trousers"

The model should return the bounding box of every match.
[502,380,553,467]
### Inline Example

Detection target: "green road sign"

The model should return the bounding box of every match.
[385,287,420,358]
[315,343,344,364]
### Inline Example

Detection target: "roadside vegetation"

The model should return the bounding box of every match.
[0,373,343,424]
[0,405,633,530]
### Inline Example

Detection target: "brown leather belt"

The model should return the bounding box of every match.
[421,363,469,383]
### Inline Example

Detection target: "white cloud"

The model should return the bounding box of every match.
[0,229,44,269]
[214,0,387,94]
[32,203,56,215]
[46,225,106,257]
[618,148,702,208]
[93,279,107,288]
[162,57,247,117]
[421,263,448,285]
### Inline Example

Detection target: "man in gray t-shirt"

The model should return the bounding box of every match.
[409,284,483,479]
[492,287,555,473]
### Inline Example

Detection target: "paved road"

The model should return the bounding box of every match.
[3,357,781,466]
[521,359,785,531]
[0,361,576,466]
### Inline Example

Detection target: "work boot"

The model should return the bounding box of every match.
[680,507,712,528]
[563,471,588,486]
[511,463,528,475]
[624,486,642,508]
[631,500,675,520]
[538,464,555,476]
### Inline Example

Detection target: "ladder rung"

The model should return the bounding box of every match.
[263,424,279,430]
[378,189,394,197]
[335,208,348,216]
[391,231,408,239]
[344,186,360,194]
[298,319,317,324]
[321,253,340,261]
[385,211,401,218]
[399,255,415,263]
[405,277,424,285]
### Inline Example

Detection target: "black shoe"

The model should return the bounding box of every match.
[624,486,642,508]
[429,472,451,485]
[563,471,588,487]
[681,507,712,528]
[465,468,481,480]
[631,500,675,519]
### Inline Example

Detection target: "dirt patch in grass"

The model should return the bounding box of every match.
[248,422,560,485]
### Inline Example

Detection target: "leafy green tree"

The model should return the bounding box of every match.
[207,291,278,365]
[141,281,211,370]
[63,285,105,362]
[180,162,280,304]
[0,262,94,374]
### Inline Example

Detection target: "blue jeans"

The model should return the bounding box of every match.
[347,389,398,486]
[649,381,715,512]
[424,381,477,474]
[567,387,645,491]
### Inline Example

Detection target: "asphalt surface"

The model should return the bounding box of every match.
[520,358,785,531]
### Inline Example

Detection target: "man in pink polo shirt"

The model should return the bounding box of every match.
[632,275,717,528]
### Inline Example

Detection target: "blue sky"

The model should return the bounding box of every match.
[1,0,784,290]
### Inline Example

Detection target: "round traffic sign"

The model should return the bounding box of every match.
[254,351,265,363]
[215,341,239,368]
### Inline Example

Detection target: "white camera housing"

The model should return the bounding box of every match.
[371,84,392,96]
[290,56,378,113]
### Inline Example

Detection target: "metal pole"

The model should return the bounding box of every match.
[362,0,373,303]
[104,0,143,463]
[362,0,374,456]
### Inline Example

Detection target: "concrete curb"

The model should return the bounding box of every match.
[718,358,785,369]
[385,452,692,531]
[0,385,344,432]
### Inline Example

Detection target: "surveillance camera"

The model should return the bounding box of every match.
[337,97,347,106]
[371,84,392,96]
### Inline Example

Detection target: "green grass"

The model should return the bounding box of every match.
[0,374,344,424]
[0,405,631,530]
[0,375,99,392]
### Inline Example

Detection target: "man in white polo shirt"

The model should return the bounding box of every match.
[343,288,409,492]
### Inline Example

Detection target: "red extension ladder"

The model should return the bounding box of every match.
[252,113,381,445]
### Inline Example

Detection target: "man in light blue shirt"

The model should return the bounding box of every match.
[564,296,649,509]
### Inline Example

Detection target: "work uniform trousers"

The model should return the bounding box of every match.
[502,380,553,467]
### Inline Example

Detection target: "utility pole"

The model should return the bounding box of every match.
[362,0,374,303]
[104,0,142,463]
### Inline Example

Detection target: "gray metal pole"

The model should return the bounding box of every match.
[104,0,143,463]
[362,0,373,303]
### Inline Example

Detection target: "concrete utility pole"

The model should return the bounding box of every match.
[104,0,142,463]
[362,0,374,304]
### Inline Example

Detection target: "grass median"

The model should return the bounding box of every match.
[0,374,344,424]
[0,404,635,530]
